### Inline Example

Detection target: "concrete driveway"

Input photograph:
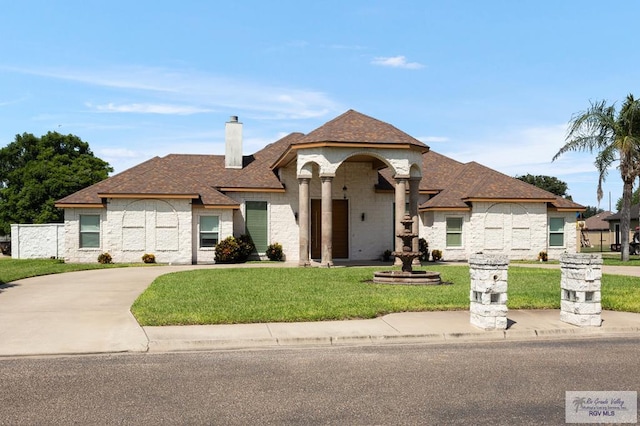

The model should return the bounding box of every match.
[0,266,212,356]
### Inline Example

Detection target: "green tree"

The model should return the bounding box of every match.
[615,186,640,211]
[553,94,640,261]
[582,205,605,219]
[0,132,112,235]
[515,174,570,197]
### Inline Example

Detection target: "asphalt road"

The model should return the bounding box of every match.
[1,337,639,425]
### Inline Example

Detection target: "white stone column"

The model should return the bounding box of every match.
[469,254,509,330]
[409,177,420,264]
[560,253,602,327]
[298,177,310,266]
[394,177,408,265]
[321,176,333,267]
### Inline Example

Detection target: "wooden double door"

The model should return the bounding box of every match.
[310,199,349,259]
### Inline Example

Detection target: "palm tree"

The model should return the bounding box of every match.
[553,94,640,261]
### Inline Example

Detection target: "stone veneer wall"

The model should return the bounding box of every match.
[421,202,578,261]
[560,253,602,327]
[469,254,509,330]
[10,224,65,259]
[63,199,193,264]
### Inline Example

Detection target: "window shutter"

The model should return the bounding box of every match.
[246,201,268,253]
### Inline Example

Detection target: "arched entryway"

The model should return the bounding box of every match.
[297,148,424,267]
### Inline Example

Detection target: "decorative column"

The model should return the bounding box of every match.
[298,177,310,266]
[409,177,420,264]
[469,254,509,330]
[560,253,602,327]
[394,177,408,265]
[321,176,333,267]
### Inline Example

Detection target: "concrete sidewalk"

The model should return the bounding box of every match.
[1,263,639,357]
[144,309,640,352]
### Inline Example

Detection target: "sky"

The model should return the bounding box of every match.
[1,1,639,210]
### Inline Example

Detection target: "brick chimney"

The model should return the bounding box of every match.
[225,115,242,169]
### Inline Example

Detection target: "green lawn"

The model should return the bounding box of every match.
[0,257,142,285]
[131,265,640,326]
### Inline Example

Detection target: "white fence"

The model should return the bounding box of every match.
[10,224,65,259]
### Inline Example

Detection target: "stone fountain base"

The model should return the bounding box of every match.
[373,270,442,285]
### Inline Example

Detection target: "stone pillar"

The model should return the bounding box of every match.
[321,176,333,267]
[409,177,420,264]
[469,254,509,330]
[394,177,408,265]
[560,253,602,327]
[298,178,310,266]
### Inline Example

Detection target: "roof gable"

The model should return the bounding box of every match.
[420,160,584,211]
[295,109,428,149]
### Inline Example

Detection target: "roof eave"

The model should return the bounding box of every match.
[97,193,200,199]
[202,204,241,209]
[463,197,555,203]
[419,206,471,212]
[218,187,286,193]
[55,203,106,208]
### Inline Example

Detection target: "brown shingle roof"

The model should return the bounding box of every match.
[55,133,303,207]
[294,109,429,149]
[584,211,613,230]
[419,160,584,211]
[604,204,640,221]
[56,110,585,213]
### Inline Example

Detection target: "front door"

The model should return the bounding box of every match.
[310,199,349,259]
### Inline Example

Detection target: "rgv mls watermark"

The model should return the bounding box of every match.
[566,391,637,423]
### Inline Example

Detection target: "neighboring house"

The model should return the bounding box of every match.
[603,204,640,250]
[578,211,613,249]
[55,110,584,265]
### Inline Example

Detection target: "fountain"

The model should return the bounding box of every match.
[373,214,442,285]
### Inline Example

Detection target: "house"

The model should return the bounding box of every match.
[578,211,613,250]
[603,204,640,251]
[55,110,584,265]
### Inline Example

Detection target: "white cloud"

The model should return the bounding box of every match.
[371,55,424,69]
[437,123,623,206]
[88,102,212,115]
[4,65,341,120]
[441,124,572,174]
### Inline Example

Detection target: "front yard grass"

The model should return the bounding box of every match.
[131,265,640,326]
[0,257,139,285]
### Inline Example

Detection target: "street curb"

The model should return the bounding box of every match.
[145,328,640,353]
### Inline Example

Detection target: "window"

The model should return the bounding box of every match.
[200,216,219,248]
[549,217,565,247]
[79,215,100,248]
[446,217,463,247]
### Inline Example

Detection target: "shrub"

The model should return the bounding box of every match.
[236,234,255,262]
[431,249,443,261]
[266,243,284,261]
[418,238,429,261]
[538,250,548,262]
[97,252,112,264]
[215,235,255,263]
[142,253,156,264]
